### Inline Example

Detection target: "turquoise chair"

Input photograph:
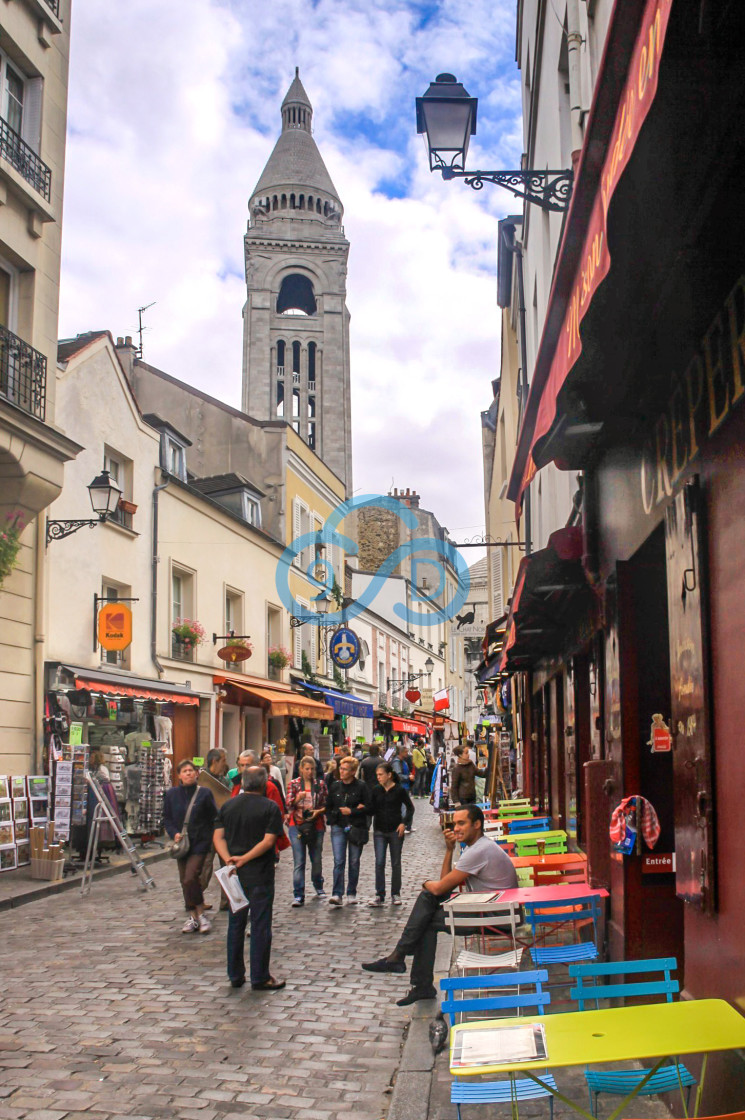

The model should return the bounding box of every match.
[569,958,697,1116]
[440,969,557,1118]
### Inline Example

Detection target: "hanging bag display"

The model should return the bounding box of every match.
[167,788,198,859]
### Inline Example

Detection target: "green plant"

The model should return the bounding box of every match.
[268,645,291,669]
[228,636,253,652]
[301,650,318,683]
[0,511,25,589]
[331,578,344,608]
[171,618,206,650]
[333,666,347,692]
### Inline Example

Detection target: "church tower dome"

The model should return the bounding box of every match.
[242,71,352,493]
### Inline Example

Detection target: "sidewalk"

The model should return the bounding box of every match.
[0,843,168,911]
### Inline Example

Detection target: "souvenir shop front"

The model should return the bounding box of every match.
[44,663,208,853]
[214,672,334,762]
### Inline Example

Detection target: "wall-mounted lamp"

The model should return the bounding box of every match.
[46,469,123,546]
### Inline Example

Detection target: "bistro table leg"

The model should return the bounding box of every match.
[605,1058,668,1120]
[519,1055,669,1120]
[693,1054,708,1118]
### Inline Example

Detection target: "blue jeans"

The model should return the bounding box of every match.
[226,880,274,986]
[413,769,428,796]
[288,825,324,899]
[373,830,404,898]
[330,825,362,897]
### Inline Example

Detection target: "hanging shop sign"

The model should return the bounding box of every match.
[329,627,360,669]
[405,688,421,703]
[98,603,133,652]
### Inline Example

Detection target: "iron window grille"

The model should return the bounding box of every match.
[0,324,47,420]
[0,117,52,201]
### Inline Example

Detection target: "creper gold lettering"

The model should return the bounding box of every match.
[725,275,745,405]
[703,312,730,435]
[640,437,656,515]
[638,9,661,101]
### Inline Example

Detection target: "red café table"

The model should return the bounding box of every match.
[497,884,608,905]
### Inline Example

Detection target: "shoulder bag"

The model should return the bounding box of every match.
[167,788,199,859]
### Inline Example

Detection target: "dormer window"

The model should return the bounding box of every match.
[190,473,264,529]
[164,434,187,480]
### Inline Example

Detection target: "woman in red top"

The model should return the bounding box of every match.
[286,755,327,906]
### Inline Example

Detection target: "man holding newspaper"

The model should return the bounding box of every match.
[213,766,286,991]
[362,805,517,1006]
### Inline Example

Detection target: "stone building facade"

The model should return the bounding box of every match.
[241,70,353,494]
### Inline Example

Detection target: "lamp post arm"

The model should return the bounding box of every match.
[441,167,573,213]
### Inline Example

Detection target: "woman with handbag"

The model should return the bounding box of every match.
[325,756,371,907]
[163,759,217,934]
[368,761,414,907]
[285,755,328,907]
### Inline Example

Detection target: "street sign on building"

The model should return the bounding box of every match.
[98,603,132,651]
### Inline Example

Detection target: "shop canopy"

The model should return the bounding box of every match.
[215,674,334,720]
[508,0,675,515]
[498,526,593,673]
[301,685,373,720]
[387,716,429,736]
[68,668,200,705]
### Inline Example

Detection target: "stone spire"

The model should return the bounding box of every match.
[250,69,341,208]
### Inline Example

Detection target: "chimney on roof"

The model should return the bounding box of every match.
[388,486,421,509]
[115,334,138,380]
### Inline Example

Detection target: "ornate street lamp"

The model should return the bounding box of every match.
[46,469,123,546]
[416,73,573,213]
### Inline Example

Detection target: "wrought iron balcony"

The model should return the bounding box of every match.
[0,118,52,201]
[0,324,47,421]
[44,0,60,15]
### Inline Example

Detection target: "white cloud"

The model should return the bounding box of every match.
[60,0,522,540]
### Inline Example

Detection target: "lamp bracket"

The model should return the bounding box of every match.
[46,518,100,547]
[441,166,573,213]
[212,631,252,645]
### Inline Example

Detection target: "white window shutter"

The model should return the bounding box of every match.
[23,78,42,154]
[293,618,302,668]
[491,549,504,618]
[310,625,317,675]
[292,499,302,568]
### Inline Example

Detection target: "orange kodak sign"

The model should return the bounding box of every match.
[98,602,133,651]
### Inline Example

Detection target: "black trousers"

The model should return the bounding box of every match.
[227,881,274,986]
[394,889,448,990]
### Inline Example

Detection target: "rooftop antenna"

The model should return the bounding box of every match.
[136,302,156,359]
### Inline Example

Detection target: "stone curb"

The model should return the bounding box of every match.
[387,933,451,1119]
[0,848,169,912]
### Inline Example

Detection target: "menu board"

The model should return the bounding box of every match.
[53,761,73,841]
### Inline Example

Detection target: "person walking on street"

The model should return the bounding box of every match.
[411,741,428,797]
[213,766,285,991]
[392,745,413,792]
[361,805,517,1005]
[261,748,286,798]
[199,748,232,908]
[292,742,324,781]
[286,755,327,905]
[359,743,382,788]
[326,756,371,906]
[450,746,488,806]
[368,761,414,908]
[164,760,217,935]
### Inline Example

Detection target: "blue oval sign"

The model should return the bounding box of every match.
[329,627,360,669]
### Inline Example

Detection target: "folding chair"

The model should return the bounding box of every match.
[509,817,551,835]
[440,969,556,1118]
[443,895,520,967]
[569,957,697,1116]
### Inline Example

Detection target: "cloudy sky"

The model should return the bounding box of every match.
[59,0,523,540]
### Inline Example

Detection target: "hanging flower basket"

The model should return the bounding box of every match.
[171,618,206,652]
[218,636,253,664]
[268,645,291,669]
[0,511,25,590]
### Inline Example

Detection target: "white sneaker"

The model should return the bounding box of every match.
[368,896,385,908]
[315,889,327,901]
[328,895,343,907]
[346,896,358,905]
[392,895,403,906]
[198,914,211,934]
[181,917,198,933]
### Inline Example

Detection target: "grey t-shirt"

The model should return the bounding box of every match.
[456,835,518,892]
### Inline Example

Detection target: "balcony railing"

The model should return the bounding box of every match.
[0,118,52,201]
[276,366,284,378]
[308,380,316,392]
[0,324,47,421]
[378,692,388,708]
[44,0,60,15]
[292,371,300,384]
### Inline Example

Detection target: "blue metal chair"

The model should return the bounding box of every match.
[440,969,557,1118]
[509,817,551,834]
[569,957,697,1116]
[526,893,601,969]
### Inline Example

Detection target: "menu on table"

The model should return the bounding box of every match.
[452,1023,547,1067]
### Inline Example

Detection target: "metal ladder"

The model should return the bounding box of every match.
[81,771,156,895]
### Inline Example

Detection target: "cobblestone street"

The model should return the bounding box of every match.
[0,805,443,1120]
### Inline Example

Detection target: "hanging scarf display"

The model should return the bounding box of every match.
[609,794,661,855]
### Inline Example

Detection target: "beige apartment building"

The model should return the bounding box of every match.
[0,0,78,773]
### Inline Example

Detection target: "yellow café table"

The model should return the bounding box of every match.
[449,998,745,1120]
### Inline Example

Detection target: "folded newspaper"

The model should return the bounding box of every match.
[215,865,249,912]
[452,1023,547,1067]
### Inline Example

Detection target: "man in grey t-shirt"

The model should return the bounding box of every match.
[362,805,517,1006]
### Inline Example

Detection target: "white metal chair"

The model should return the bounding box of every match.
[443,895,520,969]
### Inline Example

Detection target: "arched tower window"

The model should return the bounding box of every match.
[281,194,287,209]
[299,194,305,210]
[272,195,278,210]
[276,381,284,417]
[307,195,313,211]
[292,341,301,379]
[277,274,316,316]
[276,339,285,374]
[308,342,316,388]
[290,193,296,209]
[316,199,322,214]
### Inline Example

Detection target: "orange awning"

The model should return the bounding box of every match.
[215,675,333,720]
[74,676,200,706]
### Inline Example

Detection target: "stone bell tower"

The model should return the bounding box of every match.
[241,69,353,493]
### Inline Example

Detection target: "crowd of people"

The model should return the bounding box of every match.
[162,739,437,989]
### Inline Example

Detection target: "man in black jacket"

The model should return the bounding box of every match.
[214,767,285,991]
[359,743,382,787]
[292,742,324,781]
[325,757,371,906]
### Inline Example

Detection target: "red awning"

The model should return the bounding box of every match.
[509,0,674,513]
[74,676,200,706]
[389,717,428,736]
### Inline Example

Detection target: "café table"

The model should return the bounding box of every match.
[511,852,586,870]
[448,998,745,1120]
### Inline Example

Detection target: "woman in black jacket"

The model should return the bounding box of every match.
[368,762,414,907]
[163,759,217,934]
[325,756,371,906]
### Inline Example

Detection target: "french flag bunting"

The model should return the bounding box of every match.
[433,689,450,712]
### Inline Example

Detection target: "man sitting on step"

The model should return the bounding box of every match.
[361,805,517,1006]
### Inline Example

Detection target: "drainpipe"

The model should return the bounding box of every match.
[566,0,585,153]
[502,222,532,556]
[33,514,46,772]
[151,472,170,678]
